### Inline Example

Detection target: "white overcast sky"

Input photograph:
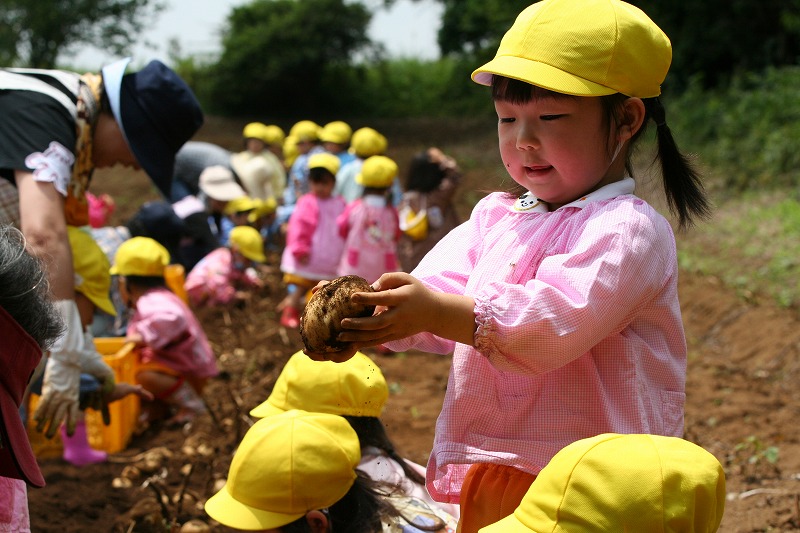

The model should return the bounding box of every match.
[73,0,443,70]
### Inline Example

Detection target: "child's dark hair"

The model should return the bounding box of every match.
[406,152,445,194]
[492,76,710,229]
[308,166,336,184]
[280,470,444,532]
[122,275,168,291]
[343,415,426,485]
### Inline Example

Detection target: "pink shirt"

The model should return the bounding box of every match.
[0,477,29,531]
[337,195,401,283]
[281,193,346,280]
[127,287,219,380]
[384,179,686,503]
[185,247,261,307]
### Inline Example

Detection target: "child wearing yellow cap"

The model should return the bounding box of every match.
[336,155,402,284]
[111,237,219,426]
[206,409,453,532]
[311,1,711,531]
[278,153,346,328]
[479,434,725,533]
[26,227,152,465]
[250,350,460,526]
[184,225,266,308]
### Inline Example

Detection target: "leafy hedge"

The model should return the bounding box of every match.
[668,67,800,192]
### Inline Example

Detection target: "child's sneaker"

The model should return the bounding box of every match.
[280,306,300,328]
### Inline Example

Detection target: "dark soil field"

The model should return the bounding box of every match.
[25,117,800,532]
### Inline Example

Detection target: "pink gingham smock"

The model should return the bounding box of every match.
[185,247,261,307]
[127,287,219,381]
[383,178,687,504]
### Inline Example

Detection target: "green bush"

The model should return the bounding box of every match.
[669,67,800,192]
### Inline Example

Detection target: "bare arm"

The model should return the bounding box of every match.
[15,170,74,299]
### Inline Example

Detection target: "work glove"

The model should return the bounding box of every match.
[78,328,115,426]
[34,300,82,438]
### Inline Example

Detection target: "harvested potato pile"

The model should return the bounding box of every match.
[300,275,375,353]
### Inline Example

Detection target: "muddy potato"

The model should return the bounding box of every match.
[300,275,375,353]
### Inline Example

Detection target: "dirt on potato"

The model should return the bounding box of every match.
[25,118,800,532]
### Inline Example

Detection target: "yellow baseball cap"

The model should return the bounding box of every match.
[350,127,387,158]
[250,350,388,418]
[308,152,341,176]
[262,124,286,146]
[479,433,726,533]
[319,121,353,144]
[109,237,170,277]
[242,122,267,140]
[289,120,321,142]
[229,225,266,263]
[67,226,116,316]
[223,195,258,216]
[471,0,671,98]
[356,155,398,188]
[204,410,361,531]
[248,197,278,223]
[283,135,299,167]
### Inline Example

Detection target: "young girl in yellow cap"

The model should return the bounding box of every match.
[309,0,710,531]
[279,153,346,328]
[112,237,219,426]
[184,225,266,308]
[337,155,402,283]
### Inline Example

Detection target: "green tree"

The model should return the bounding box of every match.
[207,0,373,116]
[0,0,163,68]
[632,0,800,89]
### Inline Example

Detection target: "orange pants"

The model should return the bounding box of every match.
[456,463,537,533]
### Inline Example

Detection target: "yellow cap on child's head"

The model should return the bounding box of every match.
[68,226,116,316]
[356,155,398,188]
[262,124,286,145]
[289,120,321,142]
[229,225,266,263]
[242,122,267,141]
[204,410,360,531]
[308,152,341,176]
[350,127,387,158]
[471,0,671,98]
[479,433,725,533]
[250,350,388,418]
[109,237,170,277]
[248,197,278,223]
[223,195,258,216]
[319,121,353,145]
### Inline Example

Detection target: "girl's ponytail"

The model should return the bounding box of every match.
[644,97,712,229]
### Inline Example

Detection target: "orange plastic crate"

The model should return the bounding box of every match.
[27,337,141,456]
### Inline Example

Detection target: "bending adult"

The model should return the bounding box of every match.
[0,225,64,528]
[0,57,204,439]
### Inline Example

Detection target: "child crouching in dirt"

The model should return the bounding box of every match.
[111,237,219,426]
[184,225,266,308]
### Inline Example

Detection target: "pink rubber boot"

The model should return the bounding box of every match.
[61,420,107,466]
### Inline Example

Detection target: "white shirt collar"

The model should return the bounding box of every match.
[512,177,635,213]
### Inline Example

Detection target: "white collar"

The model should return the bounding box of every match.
[512,177,635,213]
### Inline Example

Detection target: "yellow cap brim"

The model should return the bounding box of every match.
[205,483,305,530]
[86,291,117,317]
[249,400,285,419]
[472,55,617,97]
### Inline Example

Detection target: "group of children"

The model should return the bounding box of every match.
[274,121,462,329]
[16,0,732,530]
[204,0,728,531]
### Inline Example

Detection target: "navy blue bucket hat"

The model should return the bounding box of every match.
[102,58,204,197]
